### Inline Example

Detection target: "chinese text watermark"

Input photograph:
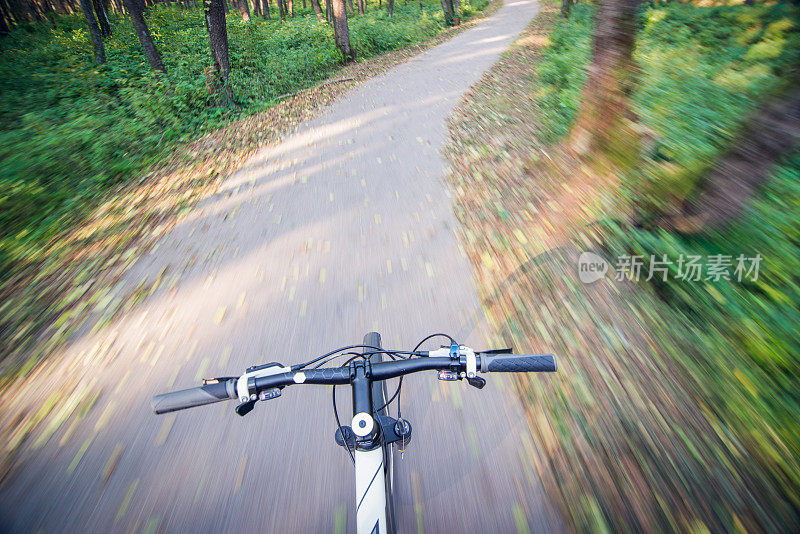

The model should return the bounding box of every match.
[578,252,761,284]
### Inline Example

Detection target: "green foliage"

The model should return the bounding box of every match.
[534,2,799,158]
[533,3,592,142]
[599,152,800,499]
[349,8,440,56]
[0,0,476,280]
[532,0,800,522]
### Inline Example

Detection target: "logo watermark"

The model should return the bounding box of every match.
[578,252,610,284]
[578,252,762,284]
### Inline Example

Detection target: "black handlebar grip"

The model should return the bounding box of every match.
[152,380,235,414]
[481,354,557,373]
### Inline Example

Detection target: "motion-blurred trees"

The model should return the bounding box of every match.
[78,0,106,63]
[569,0,640,161]
[123,0,166,71]
[93,0,112,35]
[560,0,572,18]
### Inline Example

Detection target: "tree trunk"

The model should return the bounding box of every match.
[122,0,166,71]
[309,0,322,20]
[92,0,111,35]
[325,0,331,21]
[263,0,270,18]
[277,0,284,18]
[357,0,363,14]
[439,0,454,25]
[569,0,641,159]
[560,0,572,17]
[25,0,43,22]
[41,0,58,28]
[386,0,392,15]
[204,0,234,102]
[251,0,260,16]
[346,0,352,11]
[287,0,291,16]
[79,0,106,63]
[331,0,352,61]
[234,0,249,20]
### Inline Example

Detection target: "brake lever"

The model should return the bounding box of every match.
[477,348,513,355]
[235,400,256,416]
[235,387,282,416]
[466,376,486,389]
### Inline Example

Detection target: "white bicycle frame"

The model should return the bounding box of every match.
[355,447,387,534]
[351,409,389,534]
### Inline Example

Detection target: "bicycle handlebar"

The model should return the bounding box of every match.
[481,353,556,373]
[152,351,556,414]
[152,379,236,414]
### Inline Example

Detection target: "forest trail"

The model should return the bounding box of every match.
[0,1,563,531]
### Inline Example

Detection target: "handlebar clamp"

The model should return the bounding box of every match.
[234,362,291,416]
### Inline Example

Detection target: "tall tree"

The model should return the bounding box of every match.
[287,0,292,16]
[263,0,270,18]
[386,0,392,16]
[122,0,166,72]
[357,0,362,14]
[251,0,260,16]
[569,0,641,157]
[309,0,322,20]
[325,0,331,21]
[561,0,573,18]
[92,0,111,36]
[78,0,106,63]
[233,0,249,20]
[25,0,43,21]
[331,0,352,61]
[203,0,233,102]
[439,0,456,25]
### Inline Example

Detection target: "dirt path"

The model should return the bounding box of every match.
[0,2,563,531]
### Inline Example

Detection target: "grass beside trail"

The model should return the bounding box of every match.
[447,0,800,530]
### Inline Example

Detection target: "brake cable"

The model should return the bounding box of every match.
[294,345,416,370]
[330,334,456,462]
[376,333,456,419]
